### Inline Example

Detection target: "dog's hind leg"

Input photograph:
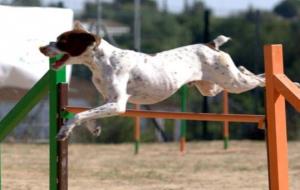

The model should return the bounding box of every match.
[238,66,300,89]
[218,70,265,94]
[212,52,265,94]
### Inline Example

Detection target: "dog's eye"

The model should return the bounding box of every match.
[56,41,67,50]
[60,39,67,43]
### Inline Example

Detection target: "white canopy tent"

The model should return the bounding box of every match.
[0,5,73,89]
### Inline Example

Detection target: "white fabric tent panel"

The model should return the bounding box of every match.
[0,5,73,89]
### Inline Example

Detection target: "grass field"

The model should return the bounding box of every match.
[1,141,300,190]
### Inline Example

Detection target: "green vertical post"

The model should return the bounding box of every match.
[0,144,1,190]
[134,139,140,155]
[49,55,66,190]
[224,136,229,149]
[180,85,187,153]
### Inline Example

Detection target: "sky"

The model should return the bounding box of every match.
[43,0,282,16]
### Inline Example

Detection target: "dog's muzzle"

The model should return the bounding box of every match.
[39,45,70,70]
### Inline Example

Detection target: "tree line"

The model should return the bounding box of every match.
[2,0,300,142]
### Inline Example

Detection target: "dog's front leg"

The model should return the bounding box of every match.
[57,101,127,140]
[57,74,130,141]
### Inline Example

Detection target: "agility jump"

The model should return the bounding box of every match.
[64,44,298,190]
[0,42,297,190]
[39,23,266,142]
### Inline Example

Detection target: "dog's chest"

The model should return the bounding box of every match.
[92,76,108,100]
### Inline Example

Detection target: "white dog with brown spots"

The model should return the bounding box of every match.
[40,22,266,140]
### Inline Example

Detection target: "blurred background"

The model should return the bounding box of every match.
[0,0,300,143]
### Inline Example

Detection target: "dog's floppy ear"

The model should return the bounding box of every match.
[93,34,101,47]
[74,20,101,48]
[74,20,86,31]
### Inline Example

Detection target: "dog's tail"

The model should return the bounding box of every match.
[207,35,231,51]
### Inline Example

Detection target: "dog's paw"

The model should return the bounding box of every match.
[92,126,102,136]
[56,127,71,141]
[57,132,69,141]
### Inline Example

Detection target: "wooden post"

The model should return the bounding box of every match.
[58,84,68,190]
[223,91,229,149]
[134,104,140,154]
[264,44,289,190]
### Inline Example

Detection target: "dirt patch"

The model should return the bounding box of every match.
[1,141,300,190]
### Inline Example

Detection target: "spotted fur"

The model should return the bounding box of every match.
[40,22,265,140]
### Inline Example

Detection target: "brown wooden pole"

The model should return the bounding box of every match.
[58,83,68,190]
[223,91,229,149]
[134,104,141,154]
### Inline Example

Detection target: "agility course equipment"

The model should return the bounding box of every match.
[223,91,229,149]
[264,44,298,190]
[180,85,188,153]
[133,86,230,154]
[0,56,68,190]
[0,44,296,190]
[65,44,294,190]
[133,85,190,154]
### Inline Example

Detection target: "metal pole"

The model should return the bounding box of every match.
[57,84,68,190]
[180,86,188,153]
[253,10,261,114]
[96,0,102,36]
[202,9,210,139]
[134,0,141,51]
[162,0,168,12]
[49,56,67,190]
[134,0,141,154]
[184,0,189,12]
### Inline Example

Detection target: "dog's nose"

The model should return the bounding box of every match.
[39,46,48,55]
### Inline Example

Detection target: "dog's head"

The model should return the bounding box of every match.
[40,21,101,69]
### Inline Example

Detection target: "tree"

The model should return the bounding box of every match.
[75,0,300,142]
[177,1,205,44]
[47,1,64,8]
[273,0,299,19]
[11,0,41,6]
